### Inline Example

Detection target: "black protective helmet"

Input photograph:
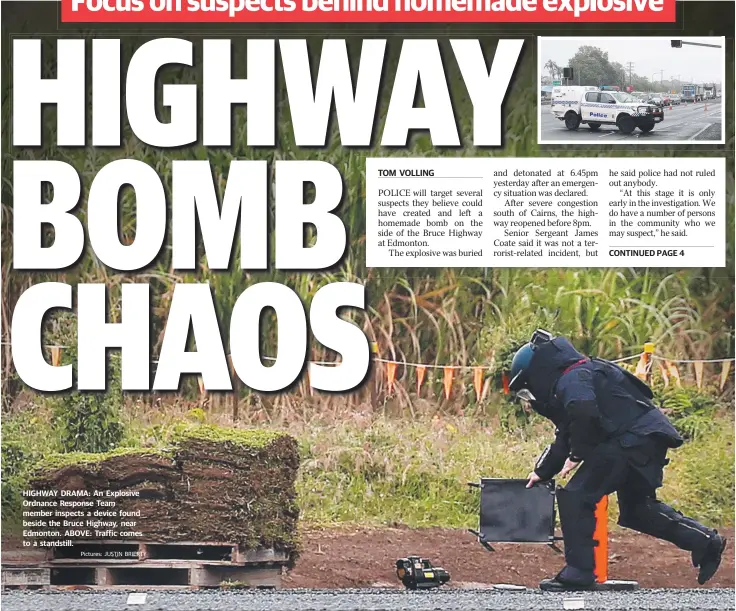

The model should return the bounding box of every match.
[508,329,555,393]
[509,343,534,392]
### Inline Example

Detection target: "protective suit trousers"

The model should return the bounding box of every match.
[557,437,714,579]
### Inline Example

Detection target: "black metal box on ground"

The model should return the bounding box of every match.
[478,478,556,543]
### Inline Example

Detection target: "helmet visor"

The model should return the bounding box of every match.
[508,369,527,392]
[516,388,536,403]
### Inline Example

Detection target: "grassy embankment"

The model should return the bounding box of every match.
[3,385,733,534]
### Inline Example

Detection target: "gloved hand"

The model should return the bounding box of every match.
[526,471,542,488]
[560,458,580,478]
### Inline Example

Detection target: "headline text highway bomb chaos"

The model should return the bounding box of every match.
[10,37,523,393]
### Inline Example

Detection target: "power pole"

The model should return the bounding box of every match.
[625,61,634,86]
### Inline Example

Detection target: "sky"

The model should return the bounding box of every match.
[540,37,724,85]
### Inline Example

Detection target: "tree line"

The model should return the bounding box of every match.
[542,46,677,93]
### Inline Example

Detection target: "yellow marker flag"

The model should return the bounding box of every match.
[693,361,704,390]
[443,367,454,400]
[720,361,731,391]
[416,365,427,395]
[473,367,484,402]
[386,362,398,394]
[50,346,62,367]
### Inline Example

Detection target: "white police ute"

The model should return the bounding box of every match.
[551,86,664,135]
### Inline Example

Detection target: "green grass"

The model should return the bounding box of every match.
[296,414,735,528]
[662,425,736,526]
[3,398,733,533]
[297,416,546,527]
[33,424,290,471]
[35,447,171,472]
[172,423,290,448]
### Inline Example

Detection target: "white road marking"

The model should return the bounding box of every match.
[691,123,715,140]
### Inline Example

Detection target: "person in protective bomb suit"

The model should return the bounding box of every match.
[509,329,727,592]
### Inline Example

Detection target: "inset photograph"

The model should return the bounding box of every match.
[538,37,725,144]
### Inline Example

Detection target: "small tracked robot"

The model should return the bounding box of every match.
[395,556,450,590]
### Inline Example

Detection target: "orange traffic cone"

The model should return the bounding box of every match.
[669,104,673,110]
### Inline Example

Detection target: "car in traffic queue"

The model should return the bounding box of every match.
[551,86,664,134]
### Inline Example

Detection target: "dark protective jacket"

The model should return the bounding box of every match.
[529,338,683,481]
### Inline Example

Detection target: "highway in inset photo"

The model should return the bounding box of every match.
[540,99,723,142]
[538,37,725,144]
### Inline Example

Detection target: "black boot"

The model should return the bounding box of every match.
[697,532,727,585]
[540,568,595,592]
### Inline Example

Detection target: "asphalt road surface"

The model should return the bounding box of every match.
[540,101,723,142]
[3,588,736,611]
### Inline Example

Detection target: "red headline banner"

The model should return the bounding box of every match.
[61,0,676,22]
